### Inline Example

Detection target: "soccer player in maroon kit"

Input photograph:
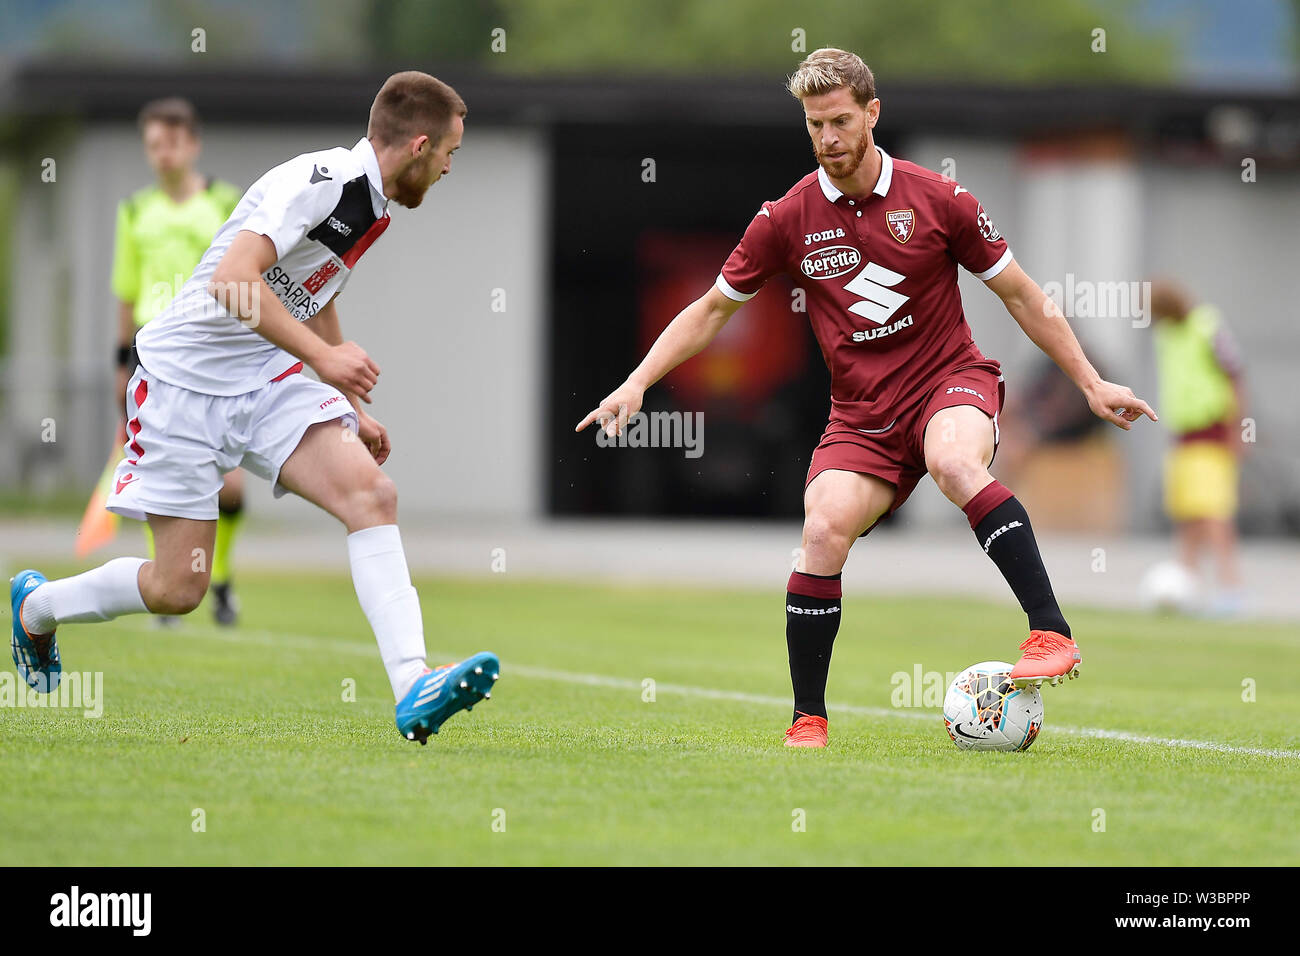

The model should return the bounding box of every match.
[577,49,1158,748]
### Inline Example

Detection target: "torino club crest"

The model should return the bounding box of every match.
[886,209,915,244]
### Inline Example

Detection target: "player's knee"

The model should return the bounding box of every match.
[801,511,853,564]
[927,451,984,498]
[352,470,397,525]
[149,570,209,615]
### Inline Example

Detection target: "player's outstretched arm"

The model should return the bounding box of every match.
[209,230,381,402]
[575,285,742,438]
[985,260,1158,431]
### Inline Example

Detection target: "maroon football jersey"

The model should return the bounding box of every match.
[716,147,1012,430]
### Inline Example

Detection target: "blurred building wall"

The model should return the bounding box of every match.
[3,107,1298,533]
[2,122,549,522]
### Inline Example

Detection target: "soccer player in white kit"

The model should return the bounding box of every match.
[10,72,498,744]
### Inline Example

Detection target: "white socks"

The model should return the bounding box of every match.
[21,557,149,634]
[347,524,428,701]
[21,532,429,704]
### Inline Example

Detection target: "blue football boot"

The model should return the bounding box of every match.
[396,652,499,745]
[10,570,61,694]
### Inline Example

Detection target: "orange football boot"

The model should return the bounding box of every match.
[784,712,828,748]
[1010,629,1081,688]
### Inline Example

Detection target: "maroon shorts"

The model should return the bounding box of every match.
[806,363,1005,531]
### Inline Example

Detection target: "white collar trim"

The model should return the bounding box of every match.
[817,146,893,202]
[352,137,388,213]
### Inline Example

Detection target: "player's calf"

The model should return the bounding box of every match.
[138,560,210,616]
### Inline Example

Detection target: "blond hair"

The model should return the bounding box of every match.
[786,48,877,105]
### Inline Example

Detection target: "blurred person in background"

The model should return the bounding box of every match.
[111,97,244,625]
[1150,278,1247,616]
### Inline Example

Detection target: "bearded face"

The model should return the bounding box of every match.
[390,150,440,208]
[813,125,871,180]
[389,115,464,209]
[801,87,878,184]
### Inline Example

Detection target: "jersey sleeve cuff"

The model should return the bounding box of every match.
[715,274,757,302]
[973,249,1013,281]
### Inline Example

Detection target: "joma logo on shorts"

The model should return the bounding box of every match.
[982,520,1023,552]
[946,386,985,401]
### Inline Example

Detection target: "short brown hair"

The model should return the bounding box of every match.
[1148,278,1194,321]
[367,71,467,147]
[138,97,200,136]
[787,48,877,106]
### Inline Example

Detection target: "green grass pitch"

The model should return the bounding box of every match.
[2,569,1297,865]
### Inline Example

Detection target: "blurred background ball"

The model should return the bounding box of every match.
[1139,560,1199,614]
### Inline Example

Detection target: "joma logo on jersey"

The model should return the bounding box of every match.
[800,244,860,279]
[803,228,846,246]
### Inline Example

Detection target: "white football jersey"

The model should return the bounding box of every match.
[134,137,391,396]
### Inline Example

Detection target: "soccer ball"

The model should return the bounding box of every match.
[942,661,1043,752]
[1138,560,1198,614]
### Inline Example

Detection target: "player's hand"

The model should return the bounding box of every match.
[575,381,645,437]
[315,342,380,403]
[356,411,391,465]
[1084,380,1158,431]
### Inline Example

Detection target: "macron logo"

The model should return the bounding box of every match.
[50,886,151,936]
[327,216,352,236]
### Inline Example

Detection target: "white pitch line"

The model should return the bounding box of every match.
[152,623,1300,761]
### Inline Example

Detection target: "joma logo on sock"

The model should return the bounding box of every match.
[982,520,1023,553]
[49,886,151,936]
[786,605,841,615]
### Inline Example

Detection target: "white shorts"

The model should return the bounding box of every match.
[106,363,358,521]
